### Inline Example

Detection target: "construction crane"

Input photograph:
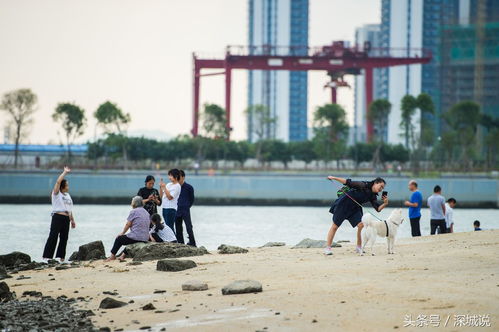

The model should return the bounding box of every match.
[192,41,432,141]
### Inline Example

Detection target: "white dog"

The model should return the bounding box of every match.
[360,208,404,256]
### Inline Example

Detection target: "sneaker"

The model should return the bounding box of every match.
[355,246,364,254]
[324,247,333,255]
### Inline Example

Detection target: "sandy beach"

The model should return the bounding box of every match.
[4,230,499,331]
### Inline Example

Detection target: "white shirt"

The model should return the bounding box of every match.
[150,225,177,242]
[51,191,73,213]
[161,182,181,210]
[445,203,454,228]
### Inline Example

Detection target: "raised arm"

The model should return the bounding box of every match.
[327,176,367,190]
[53,166,70,195]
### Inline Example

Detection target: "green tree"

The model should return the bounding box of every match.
[202,103,227,139]
[313,103,349,168]
[226,141,251,168]
[368,98,391,169]
[53,102,86,163]
[400,95,418,150]
[246,104,277,164]
[348,143,376,169]
[94,101,131,169]
[416,93,435,148]
[290,140,317,169]
[0,88,38,168]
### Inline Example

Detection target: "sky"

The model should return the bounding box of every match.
[0,0,380,144]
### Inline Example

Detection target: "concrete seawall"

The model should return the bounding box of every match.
[0,171,497,207]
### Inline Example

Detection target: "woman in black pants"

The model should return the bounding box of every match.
[43,166,76,262]
[105,196,151,261]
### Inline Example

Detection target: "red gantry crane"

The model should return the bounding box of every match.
[192,41,432,141]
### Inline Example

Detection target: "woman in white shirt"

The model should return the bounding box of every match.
[159,169,181,233]
[42,166,76,262]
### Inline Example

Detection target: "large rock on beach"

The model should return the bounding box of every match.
[0,252,31,268]
[0,281,14,302]
[217,244,249,254]
[127,242,209,262]
[70,241,106,261]
[261,242,286,247]
[221,280,263,295]
[99,297,127,309]
[182,280,208,291]
[292,238,342,249]
[156,259,197,272]
[0,266,11,280]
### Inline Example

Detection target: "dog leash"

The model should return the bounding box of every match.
[330,179,385,223]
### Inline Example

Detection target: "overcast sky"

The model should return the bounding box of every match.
[0,0,379,144]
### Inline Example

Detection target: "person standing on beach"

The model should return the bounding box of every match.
[175,170,197,246]
[427,185,446,235]
[137,175,161,215]
[324,176,388,255]
[445,198,457,233]
[160,169,182,233]
[404,180,423,237]
[43,166,76,263]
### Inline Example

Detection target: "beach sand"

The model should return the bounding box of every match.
[6,230,499,331]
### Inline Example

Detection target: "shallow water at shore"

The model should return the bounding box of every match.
[0,204,497,259]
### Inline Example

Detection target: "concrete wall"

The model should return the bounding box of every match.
[0,171,497,207]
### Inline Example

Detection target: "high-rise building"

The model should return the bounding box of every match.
[247,0,309,142]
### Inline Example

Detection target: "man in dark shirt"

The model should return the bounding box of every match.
[175,170,196,246]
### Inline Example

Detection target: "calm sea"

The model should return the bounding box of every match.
[0,205,497,260]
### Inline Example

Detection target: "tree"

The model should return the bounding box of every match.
[53,102,86,164]
[416,93,435,148]
[348,143,376,169]
[480,114,499,169]
[368,99,391,169]
[400,95,418,150]
[0,88,38,168]
[290,140,317,169]
[94,101,131,169]
[202,103,227,139]
[313,103,349,168]
[245,104,277,163]
[443,101,481,171]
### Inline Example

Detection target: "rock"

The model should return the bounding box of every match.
[217,244,249,254]
[0,265,11,280]
[261,242,286,247]
[142,303,156,310]
[292,238,342,249]
[182,280,208,291]
[102,291,118,296]
[22,290,42,297]
[157,259,197,272]
[127,242,208,262]
[55,265,70,271]
[0,251,31,268]
[68,251,79,261]
[221,280,263,295]
[0,281,14,302]
[98,297,127,309]
[71,241,106,261]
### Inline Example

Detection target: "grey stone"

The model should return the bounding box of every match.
[142,303,156,310]
[72,241,106,261]
[221,280,263,295]
[99,297,127,309]
[182,280,208,291]
[261,242,286,247]
[0,281,14,302]
[292,238,342,249]
[0,251,31,268]
[127,242,208,262]
[217,244,249,254]
[68,251,79,261]
[0,265,11,280]
[156,259,197,272]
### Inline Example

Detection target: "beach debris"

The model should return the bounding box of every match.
[142,303,156,310]
[182,280,208,291]
[153,290,166,294]
[221,280,263,295]
[217,244,249,254]
[157,259,197,272]
[261,242,286,247]
[102,291,118,296]
[0,251,31,268]
[292,238,342,249]
[70,241,106,261]
[99,297,127,309]
[126,242,208,262]
[0,282,14,302]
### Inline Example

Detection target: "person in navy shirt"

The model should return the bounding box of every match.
[404,180,423,237]
[175,170,196,246]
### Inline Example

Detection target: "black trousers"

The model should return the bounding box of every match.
[43,214,70,259]
[175,212,196,246]
[430,219,447,235]
[410,217,421,237]
[111,235,142,255]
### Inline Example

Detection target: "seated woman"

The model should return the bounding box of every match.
[149,213,178,243]
[105,196,151,261]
